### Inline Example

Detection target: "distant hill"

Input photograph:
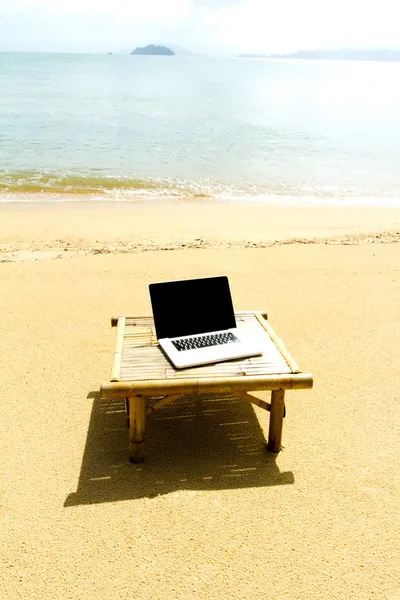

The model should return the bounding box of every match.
[158,43,195,56]
[239,49,400,62]
[131,44,175,56]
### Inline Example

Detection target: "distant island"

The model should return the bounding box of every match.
[131,44,175,56]
[238,49,400,62]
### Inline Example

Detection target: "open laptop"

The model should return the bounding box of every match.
[149,276,264,369]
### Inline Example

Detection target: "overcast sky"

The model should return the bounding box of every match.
[1,0,399,55]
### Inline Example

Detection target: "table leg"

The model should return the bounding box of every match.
[128,396,145,463]
[267,389,285,452]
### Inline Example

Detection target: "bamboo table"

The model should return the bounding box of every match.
[101,312,313,462]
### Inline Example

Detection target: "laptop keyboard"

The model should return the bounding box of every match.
[172,332,239,352]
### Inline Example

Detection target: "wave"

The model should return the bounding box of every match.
[1,169,400,206]
[0,171,195,196]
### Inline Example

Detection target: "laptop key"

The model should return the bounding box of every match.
[172,332,239,352]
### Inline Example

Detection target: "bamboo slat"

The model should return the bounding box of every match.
[254,312,301,373]
[114,312,295,383]
[110,317,126,381]
[101,373,313,398]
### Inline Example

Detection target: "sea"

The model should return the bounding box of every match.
[1,51,400,206]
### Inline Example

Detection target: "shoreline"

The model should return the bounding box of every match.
[2,191,400,208]
[1,202,399,263]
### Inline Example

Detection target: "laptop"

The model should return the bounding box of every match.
[149,276,264,369]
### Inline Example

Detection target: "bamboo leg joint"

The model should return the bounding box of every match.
[128,396,146,463]
[267,389,285,453]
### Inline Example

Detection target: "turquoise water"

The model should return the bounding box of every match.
[1,52,400,204]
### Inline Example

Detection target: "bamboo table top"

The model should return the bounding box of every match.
[101,312,313,398]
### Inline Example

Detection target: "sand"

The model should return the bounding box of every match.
[1,202,399,600]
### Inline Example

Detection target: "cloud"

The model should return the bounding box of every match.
[0,0,192,52]
[1,0,400,54]
[0,0,189,20]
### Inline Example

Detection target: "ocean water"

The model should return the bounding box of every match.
[1,51,400,205]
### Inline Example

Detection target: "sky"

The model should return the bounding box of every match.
[1,0,399,55]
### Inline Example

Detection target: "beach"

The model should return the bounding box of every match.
[1,201,399,599]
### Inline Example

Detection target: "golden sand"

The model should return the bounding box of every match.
[1,202,399,599]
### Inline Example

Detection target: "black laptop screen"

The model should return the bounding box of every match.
[149,276,237,339]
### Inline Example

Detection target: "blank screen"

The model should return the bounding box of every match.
[149,276,237,339]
